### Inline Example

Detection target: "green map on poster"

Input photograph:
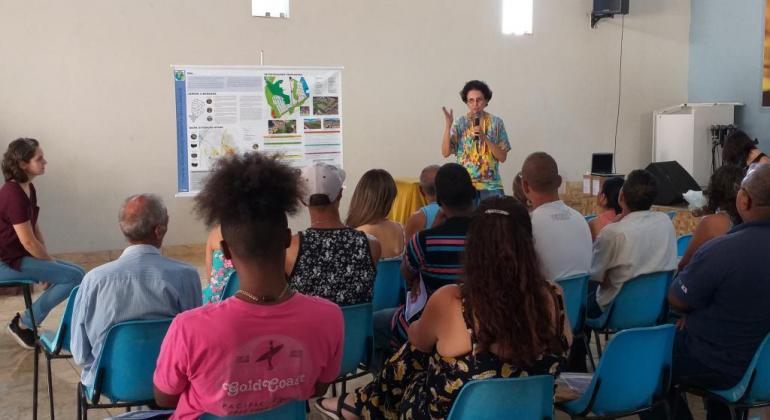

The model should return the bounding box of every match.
[265,75,310,118]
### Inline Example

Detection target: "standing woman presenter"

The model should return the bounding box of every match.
[441,80,511,200]
[0,138,84,349]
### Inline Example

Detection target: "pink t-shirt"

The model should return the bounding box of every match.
[153,293,343,419]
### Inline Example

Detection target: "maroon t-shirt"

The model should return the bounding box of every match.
[0,181,38,270]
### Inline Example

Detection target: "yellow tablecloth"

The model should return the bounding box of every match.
[388,178,427,225]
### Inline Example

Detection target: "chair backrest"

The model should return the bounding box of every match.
[339,303,373,376]
[373,258,403,312]
[52,285,79,353]
[605,271,673,331]
[447,376,554,420]
[744,333,770,404]
[200,400,306,419]
[222,273,241,300]
[713,333,770,404]
[555,273,589,334]
[577,325,675,416]
[676,234,692,257]
[90,319,172,403]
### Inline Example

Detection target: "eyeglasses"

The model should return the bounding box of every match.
[466,97,487,104]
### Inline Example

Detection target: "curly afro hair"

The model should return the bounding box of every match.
[194,152,303,260]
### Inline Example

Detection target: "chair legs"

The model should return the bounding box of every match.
[726,406,749,420]
[77,383,89,420]
[77,383,81,420]
[593,330,603,358]
[46,354,55,420]
[584,335,596,371]
[22,284,39,420]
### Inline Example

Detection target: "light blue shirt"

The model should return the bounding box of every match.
[70,244,201,387]
[420,202,440,230]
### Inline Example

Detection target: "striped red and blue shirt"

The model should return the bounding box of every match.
[405,216,470,295]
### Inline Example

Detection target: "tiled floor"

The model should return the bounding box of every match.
[0,245,727,420]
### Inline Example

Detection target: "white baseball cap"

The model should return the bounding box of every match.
[300,163,346,205]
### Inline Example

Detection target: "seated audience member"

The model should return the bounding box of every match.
[521,152,592,281]
[371,163,475,370]
[588,169,677,316]
[202,224,235,303]
[346,168,404,258]
[317,197,568,420]
[722,129,770,169]
[71,194,201,388]
[568,170,676,371]
[588,177,624,240]
[645,164,770,420]
[285,163,380,306]
[154,152,344,419]
[404,164,440,242]
[1,138,84,349]
[678,165,744,270]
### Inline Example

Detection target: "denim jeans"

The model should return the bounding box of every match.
[0,256,84,328]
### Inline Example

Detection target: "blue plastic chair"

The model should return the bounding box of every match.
[586,271,673,357]
[373,258,403,312]
[35,286,78,420]
[683,333,770,420]
[447,376,555,420]
[77,319,173,420]
[558,324,676,419]
[331,303,373,395]
[556,274,595,371]
[200,400,307,419]
[556,274,589,335]
[221,272,240,299]
[0,278,40,419]
[666,211,677,220]
[676,234,692,258]
[585,215,597,222]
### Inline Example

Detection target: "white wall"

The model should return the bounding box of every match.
[0,0,690,253]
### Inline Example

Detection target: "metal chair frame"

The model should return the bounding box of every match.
[1,279,39,420]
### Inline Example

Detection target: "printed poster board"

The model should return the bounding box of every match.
[173,65,343,194]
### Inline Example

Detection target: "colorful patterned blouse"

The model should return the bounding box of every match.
[449,112,511,191]
[202,249,234,304]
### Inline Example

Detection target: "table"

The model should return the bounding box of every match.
[388,178,427,225]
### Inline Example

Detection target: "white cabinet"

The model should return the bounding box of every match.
[652,103,741,186]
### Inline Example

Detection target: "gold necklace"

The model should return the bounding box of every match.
[236,283,292,304]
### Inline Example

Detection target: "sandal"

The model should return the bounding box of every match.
[314,394,360,420]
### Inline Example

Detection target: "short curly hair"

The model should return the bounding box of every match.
[2,138,39,182]
[194,152,303,260]
[460,80,493,103]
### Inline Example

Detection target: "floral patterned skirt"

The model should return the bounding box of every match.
[353,343,562,420]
